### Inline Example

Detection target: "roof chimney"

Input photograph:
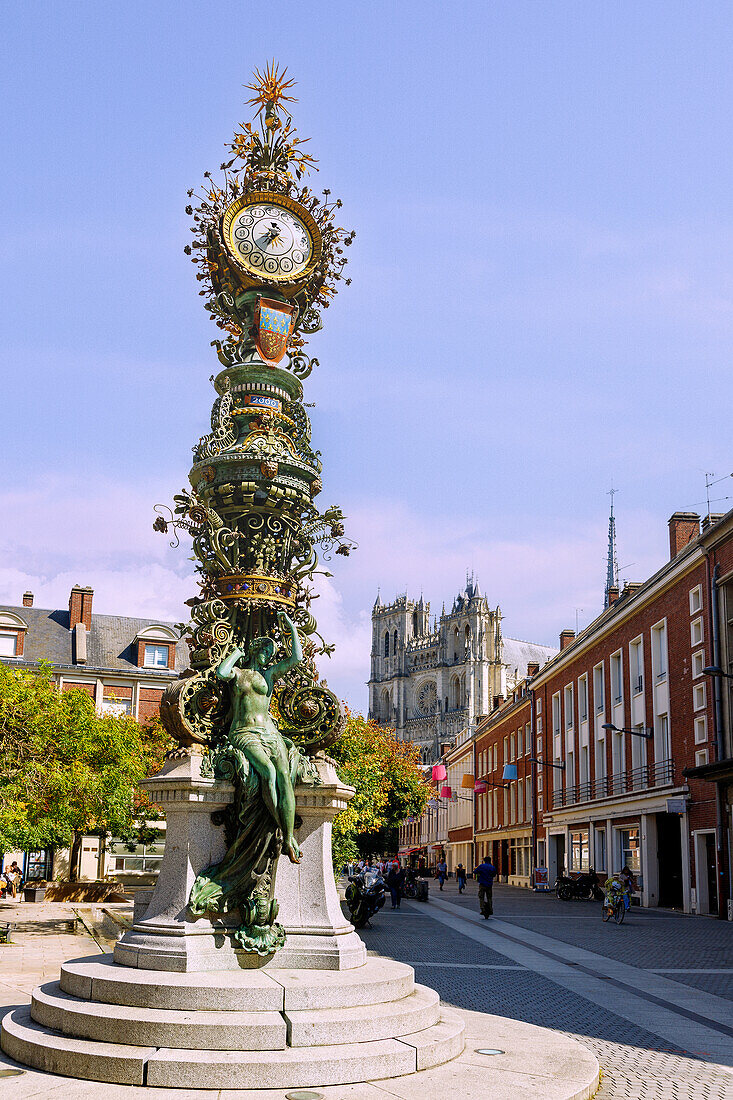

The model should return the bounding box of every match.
[69,585,94,630]
[701,512,725,534]
[607,585,619,606]
[668,512,700,559]
[22,591,33,607]
[492,694,504,711]
[527,661,540,678]
[559,629,575,651]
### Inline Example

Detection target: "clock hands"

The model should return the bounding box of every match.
[262,221,282,248]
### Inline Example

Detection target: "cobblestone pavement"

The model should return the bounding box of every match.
[358,882,733,1099]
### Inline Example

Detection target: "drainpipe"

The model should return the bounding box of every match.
[706,556,728,919]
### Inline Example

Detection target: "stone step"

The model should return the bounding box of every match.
[1,1003,464,1090]
[60,953,285,1012]
[286,983,440,1047]
[271,956,415,1010]
[396,1006,466,1071]
[60,952,415,1012]
[31,982,287,1051]
[1,1007,153,1086]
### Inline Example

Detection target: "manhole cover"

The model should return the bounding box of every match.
[475,1048,505,1056]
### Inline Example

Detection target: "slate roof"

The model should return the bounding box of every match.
[0,604,187,678]
[502,636,557,680]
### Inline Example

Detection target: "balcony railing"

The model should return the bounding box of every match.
[551,758,674,809]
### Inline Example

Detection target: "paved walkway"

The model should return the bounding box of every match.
[358,881,733,1099]
[0,889,731,1097]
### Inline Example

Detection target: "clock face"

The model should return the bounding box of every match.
[222,193,319,285]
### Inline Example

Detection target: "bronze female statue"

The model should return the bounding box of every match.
[216,611,303,863]
[188,611,317,953]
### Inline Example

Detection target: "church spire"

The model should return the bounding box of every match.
[604,488,619,608]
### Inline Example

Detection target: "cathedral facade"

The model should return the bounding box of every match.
[368,576,557,761]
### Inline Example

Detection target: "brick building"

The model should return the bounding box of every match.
[0,584,187,884]
[399,509,733,919]
[0,584,187,724]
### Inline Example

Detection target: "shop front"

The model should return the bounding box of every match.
[446,826,473,876]
[544,801,690,910]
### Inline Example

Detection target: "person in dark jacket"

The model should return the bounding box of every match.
[456,863,467,893]
[473,855,497,918]
[386,863,406,909]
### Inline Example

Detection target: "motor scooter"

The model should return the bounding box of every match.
[345,867,386,928]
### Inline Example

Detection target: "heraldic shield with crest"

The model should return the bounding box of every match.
[251,296,296,365]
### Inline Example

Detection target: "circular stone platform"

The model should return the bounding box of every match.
[0,995,599,1099]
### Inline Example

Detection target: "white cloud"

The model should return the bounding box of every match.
[0,477,671,715]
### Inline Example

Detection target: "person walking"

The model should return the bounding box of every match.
[473,855,497,918]
[386,863,405,909]
[437,858,447,891]
[456,863,467,893]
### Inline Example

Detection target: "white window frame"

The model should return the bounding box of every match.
[552,692,561,736]
[693,682,706,711]
[691,617,704,648]
[651,620,668,681]
[629,636,644,696]
[593,662,605,712]
[610,650,623,704]
[692,650,705,679]
[564,684,574,730]
[578,674,588,721]
[0,632,18,658]
[694,716,707,744]
[689,585,703,615]
[144,643,169,669]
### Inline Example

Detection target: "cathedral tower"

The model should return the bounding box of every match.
[368,574,556,761]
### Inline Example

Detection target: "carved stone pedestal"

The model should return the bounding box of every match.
[267,753,367,970]
[113,751,246,972]
[115,750,364,972]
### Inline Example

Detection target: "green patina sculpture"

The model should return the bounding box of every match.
[215,611,304,866]
[157,63,354,955]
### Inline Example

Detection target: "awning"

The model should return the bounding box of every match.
[430,844,444,850]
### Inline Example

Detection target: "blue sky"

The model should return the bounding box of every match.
[2,2,732,708]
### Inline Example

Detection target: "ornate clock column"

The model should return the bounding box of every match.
[114,64,359,967]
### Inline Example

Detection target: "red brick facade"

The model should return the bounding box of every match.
[400,510,733,917]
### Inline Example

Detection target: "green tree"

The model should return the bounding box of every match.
[329,710,429,871]
[0,663,171,880]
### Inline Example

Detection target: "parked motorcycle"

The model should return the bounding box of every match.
[345,867,386,928]
[401,871,428,902]
[555,871,603,901]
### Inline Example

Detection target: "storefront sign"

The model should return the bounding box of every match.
[666,798,687,815]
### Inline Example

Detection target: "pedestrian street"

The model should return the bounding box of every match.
[355,881,733,1100]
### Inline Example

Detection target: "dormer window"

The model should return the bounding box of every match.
[134,624,179,670]
[0,612,28,659]
[144,644,170,669]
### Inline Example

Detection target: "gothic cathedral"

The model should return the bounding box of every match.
[368,575,556,761]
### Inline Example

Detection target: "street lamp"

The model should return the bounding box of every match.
[602,722,653,739]
[703,665,733,680]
